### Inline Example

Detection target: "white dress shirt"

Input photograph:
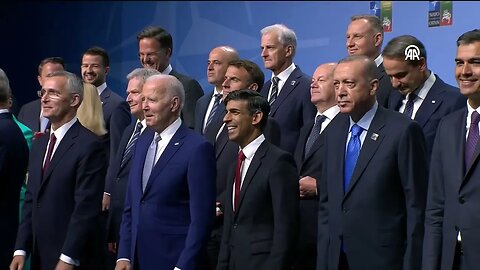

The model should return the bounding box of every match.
[267,62,296,99]
[346,101,378,153]
[203,87,223,131]
[314,105,341,134]
[398,72,436,119]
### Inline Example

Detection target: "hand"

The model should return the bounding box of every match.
[115,260,131,270]
[215,202,223,217]
[54,260,74,270]
[9,255,25,270]
[299,176,317,198]
[108,242,117,253]
[102,194,111,211]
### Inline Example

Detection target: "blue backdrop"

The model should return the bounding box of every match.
[2,1,479,108]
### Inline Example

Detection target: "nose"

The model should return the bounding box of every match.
[207,62,214,71]
[261,48,268,57]
[222,78,230,89]
[223,111,231,123]
[461,63,472,76]
[346,37,354,47]
[390,77,401,88]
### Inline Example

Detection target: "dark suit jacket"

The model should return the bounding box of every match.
[105,122,138,243]
[0,113,29,269]
[387,75,466,159]
[423,108,480,270]
[100,87,132,160]
[15,120,107,270]
[376,63,397,108]
[194,90,225,136]
[170,69,204,129]
[317,107,428,270]
[260,66,316,154]
[292,112,341,270]
[217,140,299,270]
[18,99,42,132]
[118,124,216,270]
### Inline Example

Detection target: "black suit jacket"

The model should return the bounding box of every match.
[18,99,42,132]
[317,107,428,270]
[387,75,466,159]
[260,66,316,154]
[376,63,397,108]
[170,69,204,129]
[0,113,29,269]
[217,140,299,270]
[15,121,107,270]
[423,108,480,270]
[194,90,225,136]
[100,87,131,160]
[292,112,341,269]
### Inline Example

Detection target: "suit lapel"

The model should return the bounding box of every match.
[235,141,268,214]
[463,110,480,181]
[119,123,136,169]
[100,88,111,106]
[414,78,444,127]
[215,126,230,159]
[344,108,385,198]
[143,125,187,195]
[205,109,226,144]
[270,67,302,116]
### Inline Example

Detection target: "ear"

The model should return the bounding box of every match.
[165,48,172,58]
[70,94,81,107]
[418,57,427,72]
[37,75,42,86]
[373,32,383,48]
[248,83,259,91]
[370,78,379,96]
[251,110,263,126]
[105,66,110,75]
[285,45,294,58]
[170,96,180,112]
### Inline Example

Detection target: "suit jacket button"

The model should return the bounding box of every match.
[141,200,145,204]
[342,208,349,213]
[116,177,120,182]
[459,197,465,204]
[233,223,238,229]
[455,225,459,231]
[36,203,40,208]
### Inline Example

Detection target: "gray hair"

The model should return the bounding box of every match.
[0,68,11,103]
[47,71,84,100]
[146,74,185,111]
[126,68,161,84]
[338,55,379,81]
[261,24,297,57]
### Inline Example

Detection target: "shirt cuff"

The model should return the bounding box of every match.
[117,258,130,263]
[13,250,26,257]
[60,253,80,266]
[174,267,181,270]
[104,192,111,196]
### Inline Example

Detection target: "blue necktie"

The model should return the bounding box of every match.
[121,122,143,168]
[403,93,417,119]
[142,133,161,192]
[344,124,363,193]
[204,94,222,133]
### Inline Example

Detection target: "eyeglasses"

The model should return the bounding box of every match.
[38,89,62,99]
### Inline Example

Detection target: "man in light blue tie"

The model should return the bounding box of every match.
[317,55,428,270]
[116,74,216,270]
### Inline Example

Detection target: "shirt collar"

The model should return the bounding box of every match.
[466,101,480,128]
[316,105,340,120]
[161,64,173,75]
[50,116,78,142]
[0,108,10,114]
[271,62,296,82]
[240,134,265,161]
[374,55,383,67]
[97,82,107,96]
[349,101,378,132]
[408,71,436,101]
[156,117,182,142]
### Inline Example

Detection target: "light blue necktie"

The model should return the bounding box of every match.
[204,93,222,134]
[121,122,143,168]
[142,133,161,192]
[344,124,363,193]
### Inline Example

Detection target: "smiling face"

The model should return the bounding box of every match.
[142,77,179,133]
[334,60,377,122]
[138,37,170,72]
[223,99,262,148]
[81,54,108,87]
[455,41,480,108]
[346,19,382,59]
[126,77,144,119]
[41,76,80,128]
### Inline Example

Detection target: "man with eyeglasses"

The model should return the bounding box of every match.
[346,15,397,108]
[18,57,65,133]
[137,26,204,129]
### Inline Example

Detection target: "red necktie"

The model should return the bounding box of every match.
[43,133,57,174]
[234,150,246,211]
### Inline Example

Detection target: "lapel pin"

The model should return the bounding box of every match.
[174,142,179,146]
[371,133,379,141]
[290,80,296,86]
[431,100,436,104]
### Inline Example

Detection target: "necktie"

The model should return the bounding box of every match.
[43,133,57,174]
[403,93,417,119]
[269,76,280,106]
[204,94,223,134]
[465,111,480,169]
[304,115,327,158]
[121,122,143,168]
[142,133,162,192]
[344,124,363,193]
[234,150,246,211]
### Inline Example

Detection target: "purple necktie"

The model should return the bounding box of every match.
[465,111,480,169]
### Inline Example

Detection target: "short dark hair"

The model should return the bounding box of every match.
[351,15,383,35]
[224,89,270,131]
[227,60,265,90]
[137,26,173,54]
[457,29,480,46]
[83,46,110,67]
[338,55,378,81]
[38,57,65,75]
[382,35,427,66]
[0,68,11,103]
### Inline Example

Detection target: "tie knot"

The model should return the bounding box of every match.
[471,111,480,125]
[316,115,327,125]
[214,93,223,100]
[238,150,246,162]
[351,124,363,137]
[136,122,143,131]
[272,76,280,85]
[50,133,56,141]
[407,92,417,102]
[154,133,162,144]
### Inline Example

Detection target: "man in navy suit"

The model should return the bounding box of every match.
[259,23,316,154]
[292,63,340,270]
[103,68,160,268]
[194,46,239,139]
[383,35,466,159]
[81,46,131,162]
[116,74,216,270]
[346,15,397,107]
[217,89,299,270]
[317,56,428,270]
[0,69,29,270]
[137,26,204,129]
[423,29,480,270]
[11,71,107,270]
[18,57,65,132]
